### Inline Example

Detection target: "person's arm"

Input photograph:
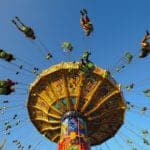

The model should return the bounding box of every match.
[141,35,147,43]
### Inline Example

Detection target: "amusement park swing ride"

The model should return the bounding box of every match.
[1,5,150,150]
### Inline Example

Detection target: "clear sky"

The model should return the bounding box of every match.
[0,0,150,150]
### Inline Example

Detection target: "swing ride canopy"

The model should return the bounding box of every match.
[27,62,126,146]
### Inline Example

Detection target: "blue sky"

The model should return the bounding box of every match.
[0,0,150,149]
